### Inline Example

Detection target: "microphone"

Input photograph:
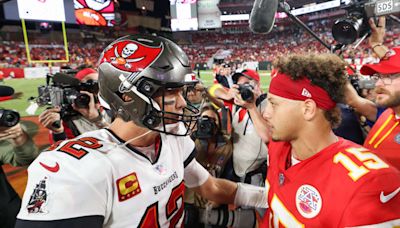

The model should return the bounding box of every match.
[249,0,279,34]
[0,85,15,97]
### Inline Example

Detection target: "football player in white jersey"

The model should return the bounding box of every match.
[16,34,267,228]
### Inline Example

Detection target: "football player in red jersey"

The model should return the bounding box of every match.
[15,34,268,228]
[261,53,400,227]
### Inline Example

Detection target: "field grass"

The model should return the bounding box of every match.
[1,70,271,116]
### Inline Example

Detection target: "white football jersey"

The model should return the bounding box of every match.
[17,128,198,228]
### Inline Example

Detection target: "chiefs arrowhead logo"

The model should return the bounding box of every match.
[101,40,163,72]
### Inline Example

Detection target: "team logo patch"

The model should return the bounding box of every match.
[101,40,163,72]
[395,133,400,145]
[27,177,49,214]
[117,172,141,202]
[295,184,322,218]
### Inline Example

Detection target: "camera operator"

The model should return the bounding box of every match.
[38,68,111,142]
[0,86,39,228]
[344,16,400,170]
[209,68,269,186]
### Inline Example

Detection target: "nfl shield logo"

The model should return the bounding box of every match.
[295,184,322,218]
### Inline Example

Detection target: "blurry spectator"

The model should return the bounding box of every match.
[38,68,111,142]
[344,17,400,169]
[0,85,39,228]
[186,81,206,109]
[215,63,234,88]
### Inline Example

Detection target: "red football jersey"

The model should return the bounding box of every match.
[364,108,400,170]
[261,138,400,227]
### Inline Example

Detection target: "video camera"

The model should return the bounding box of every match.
[36,71,99,118]
[332,0,400,45]
[0,109,20,128]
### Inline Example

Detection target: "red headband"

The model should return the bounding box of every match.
[269,72,336,110]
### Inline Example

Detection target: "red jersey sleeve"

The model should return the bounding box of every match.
[339,172,400,227]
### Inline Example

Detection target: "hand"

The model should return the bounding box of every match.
[38,107,64,133]
[227,86,240,100]
[368,17,386,47]
[232,84,256,109]
[0,124,29,146]
[72,91,100,121]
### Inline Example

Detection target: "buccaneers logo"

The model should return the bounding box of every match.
[101,40,163,72]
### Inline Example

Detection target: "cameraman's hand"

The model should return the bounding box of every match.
[368,16,386,47]
[0,124,29,146]
[227,86,240,100]
[232,84,256,110]
[39,107,64,133]
[72,91,100,121]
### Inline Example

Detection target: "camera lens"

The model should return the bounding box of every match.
[0,110,20,127]
[74,93,90,108]
[332,14,365,45]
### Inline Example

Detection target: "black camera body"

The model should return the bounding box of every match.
[349,75,376,95]
[37,72,98,118]
[194,116,218,139]
[332,0,400,45]
[238,84,255,102]
[0,109,20,128]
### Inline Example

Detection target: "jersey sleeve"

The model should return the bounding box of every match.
[176,135,196,168]
[184,159,210,188]
[17,145,112,221]
[339,172,400,227]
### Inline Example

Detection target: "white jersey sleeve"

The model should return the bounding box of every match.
[184,159,210,188]
[17,136,113,221]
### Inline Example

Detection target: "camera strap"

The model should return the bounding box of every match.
[219,107,232,137]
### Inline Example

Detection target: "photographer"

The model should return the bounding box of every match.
[215,63,234,88]
[185,104,234,227]
[344,16,400,170]
[209,68,269,185]
[0,86,39,228]
[39,68,110,142]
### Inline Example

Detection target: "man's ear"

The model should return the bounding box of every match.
[302,99,317,121]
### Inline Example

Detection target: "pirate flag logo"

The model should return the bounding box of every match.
[27,177,49,214]
[100,39,163,93]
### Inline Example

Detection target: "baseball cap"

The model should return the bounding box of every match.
[360,47,400,76]
[232,69,260,83]
[0,85,14,98]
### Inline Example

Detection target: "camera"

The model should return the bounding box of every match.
[36,72,99,118]
[0,109,20,127]
[349,75,376,95]
[193,116,218,139]
[332,0,400,45]
[238,84,254,102]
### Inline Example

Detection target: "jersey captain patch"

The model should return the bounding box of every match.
[117,172,141,202]
[295,184,322,218]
